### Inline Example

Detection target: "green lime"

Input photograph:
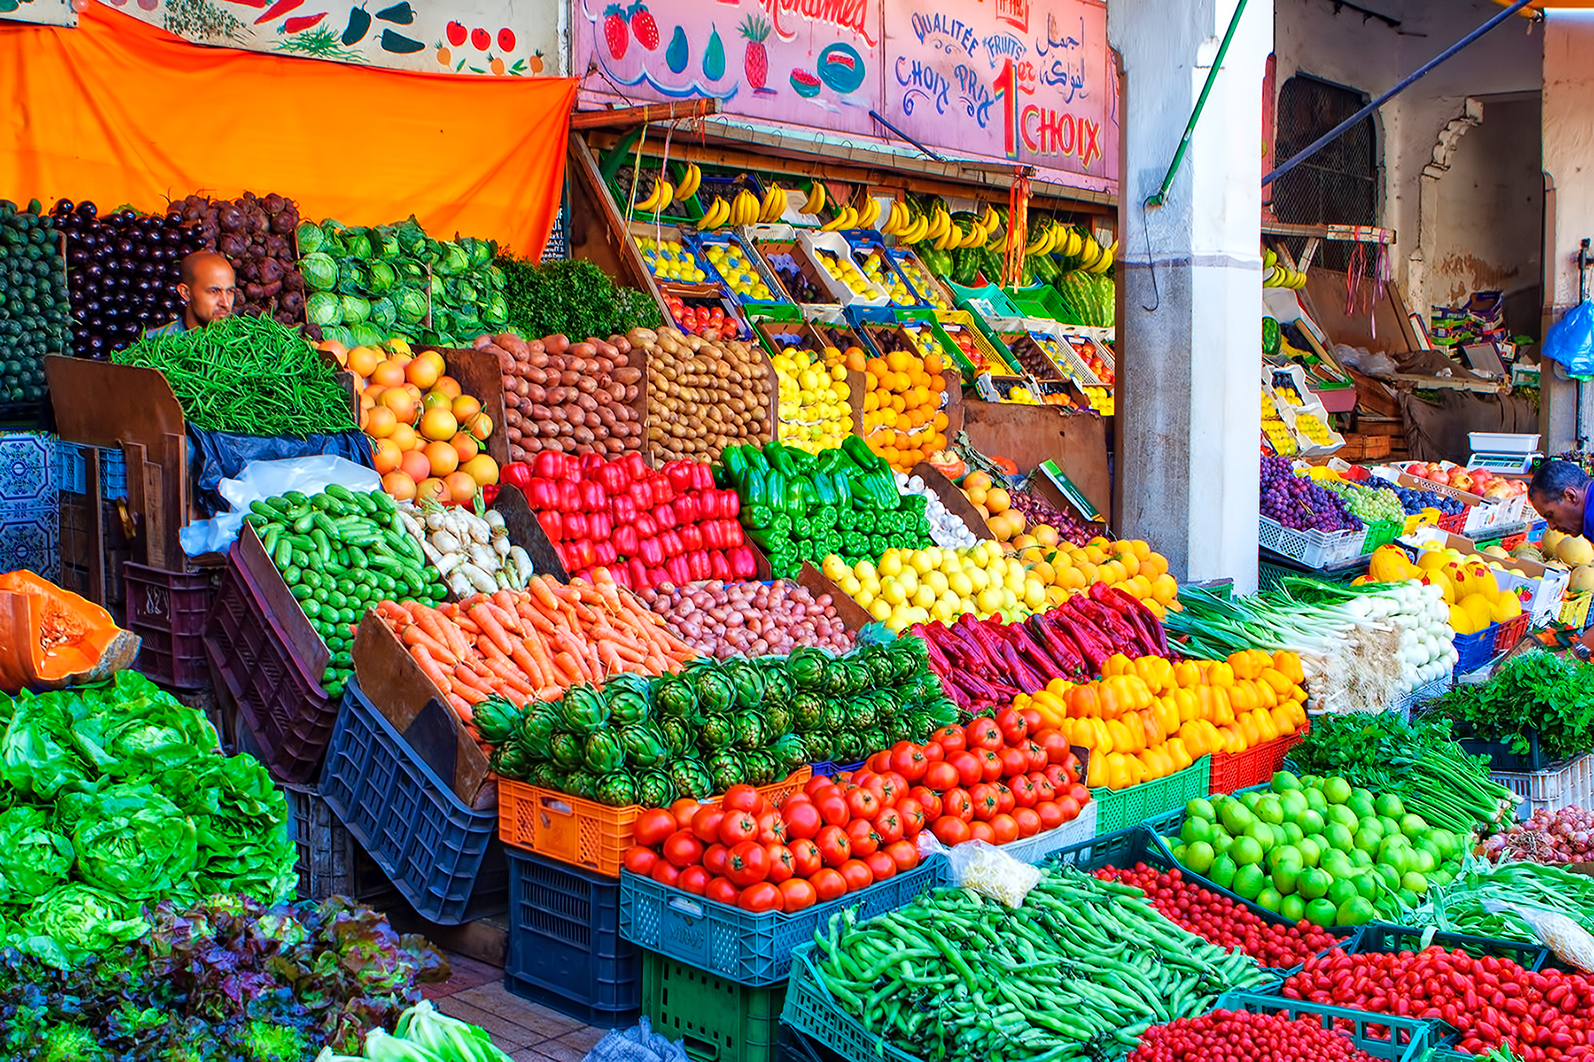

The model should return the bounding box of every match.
[1297,809,1325,836]
[1270,823,1289,848]
[1271,862,1301,896]
[1375,864,1401,891]
[1322,852,1353,880]
[1281,894,1307,922]
[1325,804,1359,830]
[1377,815,1401,837]
[1354,872,1379,900]
[1187,797,1217,821]
[1209,854,1238,890]
[1296,836,1322,867]
[1212,832,1235,855]
[1184,841,1216,875]
[1255,796,1285,826]
[1336,897,1375,926]
[1171,844,1188,863]
[1221,802,1255,835]
[1240,791,1263,812]
[1410,849,1435,875]
[1323,823,1354,853]
[1245,822,1276,854]
[1256,888,1284,913]
[1304,898,1338,927]
[1427,828,1456,859]
[1282,822,1305,844]
[1401,871,1429,894]
[1268,844,1303,872]
[1430,869,1453,888]
[1400,813,1428,839]
[1231,836,1265,867]
[1322,777,1352,805]
[1271,770,1302,793]
[1354,829,1383,856]
[1349,849,1373,868]
[1182,817,1214,846]
[1280,790,1309,821]
[1374,792,1405,818]
[1327,877,1359,907]
[1297,868,1331,900]
[1397,887,1419,907]
[1233,865,1267,900]
[1304,788,1329,815]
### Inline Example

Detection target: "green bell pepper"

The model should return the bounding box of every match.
[743,504,774,530]
[842,435,887,473]
[764,441,797,476]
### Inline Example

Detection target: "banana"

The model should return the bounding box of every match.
[1291,268,1308,290]
[1263,248,1277,270]
[858,196,880,230]
[923,207,946,243]
[820,206,856,233]
[735,190,759,226]
[635,180,663,213]
[758,186,778,223]
[800,182,825,215]
[966,222,988,249]
[881,201,902,236]
[1025,224,1052,256]
[1060,228,1081,259]
[698,196,725,229]
[1087,240,1116,274]
[981,204,1001,232]
[899,216,928,244]
[1077,235,1102,270]
[675,164,701,202]
[656,181,674,212]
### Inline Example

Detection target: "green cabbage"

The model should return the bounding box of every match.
[72,783,198,902]
[374,226,400,260]
[300,252,337,291]
[336,258,369,296]
[484,293,509,326]
[0,806,73,903]
[321,324,357,348]
[307,292,343,327]
[435,243,470,276]
[295,222,325,256]
[350,321,386,348]
[395,216,427,257]
[368,296,397,332]
[14,883,148,967]
[454,278,478,305]
[339,295,371,324]
[366,261,397,296]
[344,230,372,260]
[395,287,427,324]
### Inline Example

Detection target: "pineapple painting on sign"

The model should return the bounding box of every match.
[575,0,884,137]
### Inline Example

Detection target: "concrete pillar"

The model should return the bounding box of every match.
[1109,0,1272,592]
[1541,12,1594,455]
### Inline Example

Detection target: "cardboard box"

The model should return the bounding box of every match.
[1404,528,1569,626]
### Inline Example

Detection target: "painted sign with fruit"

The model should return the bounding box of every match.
[574,0,883,137]
[109,0,555,76]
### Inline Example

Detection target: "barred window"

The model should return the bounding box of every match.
[1272,75,1379,271]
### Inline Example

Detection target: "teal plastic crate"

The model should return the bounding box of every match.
[1209,990,1444,1062]
[1091,756,1211,834]
[782,943,924,1062]
[644,951,784,1062]
[1258,554,1368,594]
[1349,922,1550,971]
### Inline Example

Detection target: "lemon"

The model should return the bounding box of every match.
[914,584,937,609]
[912,551,935,576]
[869,599,893,622]
[840,575,862,596]
[883,581,908,606]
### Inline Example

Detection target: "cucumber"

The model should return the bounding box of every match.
[326,483,355,503]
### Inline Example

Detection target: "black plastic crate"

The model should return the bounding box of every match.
[124,561,217,689]
[505,848,641,1028]
[1458,731,1565,773]
[318,678,506,925]
[281,781,401,906]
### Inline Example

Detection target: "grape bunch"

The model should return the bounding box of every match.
[1325,480,1405,523]
[1260,456,1362,533]
[1367,479,1466,515]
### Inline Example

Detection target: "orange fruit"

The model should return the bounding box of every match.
[379,388,419,425]
[405,351,445,389]
[986,488,1011,514]
[449,432,480,463]
[464,412,493,441]
[432,375,462,399]
[364,405,397,439]
[389,423,419,452]
[424,440,460,477]
[398,449,432,483]
[371,359,405,388]
[451,394,483,421]
[419,407,459,442]
[964,471,992,492]
[348,345,383,377]
[416,477,450,504]
[319,338,350,365]
[422,391,453,412]
[371,438,402,475]
[381,470,417,501]
[443,471,478,503]
[461,454,499,486]
[401,383,423,402]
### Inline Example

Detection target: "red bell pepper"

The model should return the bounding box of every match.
[728,545,757,579]
[650,478,674,507]
[622,452,649,482]
[686,550,711,581]
[593,539,618,567]
[565,513,591,540]
[653,504,678,531]
[647,565,668,588]
[719,489,740,519]
[501,462,534,491]
[637,536,665,567]
[724,520,746,547]
[527,478,559,510]
[480,484,500,507]
[579,453,605,479]
[664,555,691,586]
[579,481,607,511]
[628,483,653,511]
[679,524,704,552]
[570,539,598,570]
[609,564,632,589]
[672,495,699,525]
[611,494,638,526]
[664,460,695,492]
[703,519,730,551]
[558,480,581,512]
[660,529,685,558]
[709,550,732,581]
[598,460,630,495]
[634,513,658,539]
[537,510,563,543]
[613,524,639,558]
[697,490,720,520]
[691,463,715,491]
[534,452,567,480]
[628,557,650,589]
[589,513,613,541]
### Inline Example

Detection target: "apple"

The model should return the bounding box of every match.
[1430,469,1452,485]
[1470,469,1494,488]
[1451,472,1475,492]
[1406,462,1429,477]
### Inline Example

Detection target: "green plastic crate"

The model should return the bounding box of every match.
[1210,990,1443,1062]
[644,951,784,1062]
[1258,556,1368,594]
[1091,756,1212,835]
[783,943,923,1062]
[1360,518,1403,555]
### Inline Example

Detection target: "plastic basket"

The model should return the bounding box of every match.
[1257,555,1368,594]
[808,760,865,778]
[620,853,949,986]
[994,800,1098,865]
[55,441,127,498]
[124,562,216,690]
[1489,752,1594,822]
[1209,731,1308,796]
[1091,756,1211,835]
[317,679,507,925]
[1390,671,1452,721]
[783,943,925,1062]
[1210,990,1444,1062]
[204,550,337,784]
[1560,591,1592,629]
[281,782,399,905]
[505,848,641,1028]
[1359,519,1403,555]
[1435,510,1469,535]
[1458,729,1561,773]
[498,769,810,880]
[644,951,785,1062]
[1350,922,1550,971]
[1452,612,1530,674]
[1259,517,1367,569]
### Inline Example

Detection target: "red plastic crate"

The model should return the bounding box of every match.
[1436,511,1469,535]
[204,546,337,784]
[1209,728,1309,796]
[123,562,218,689]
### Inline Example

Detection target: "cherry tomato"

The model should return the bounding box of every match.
[1035,800,1064,830]
[704,876,740,906]
[932,816,971,845]
[810,867,846,902]
[789,837,822,878]
[908,786,943,820]
[635,809,679,847]
[1013,807,1043,837]
[864,850,897,881]
[718,810,759,847]
[778,877,817,912]
[651,859,682,886]
[885,838,920,872]
[738,881,782,913]
[923,761,960,792]
[721,784,766,817]
[816,824,852,868]
[725,840,770,886]
[764,843,795,884]
[677,865,710,895]
[845,818,881,857]
[783,801,821,841]
[691,809,726,846]
[839,858,874,893]
[624,845,659,875]
[663,830,704,868]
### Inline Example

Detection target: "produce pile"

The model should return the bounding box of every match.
[1260,456,1361,533]
[721,438,932,578]
[641,324,775,463]
[506,450,755,589]
[1164,772,1470,927]
[859,348,949,473]
[377,569,697,728]
[806,868,1272,1062]
[1433,650,1594,765]
[320,1000,514,1062]
[640,579,855,658]
[397,499,533,596]
[1128,1007,1380,1062]
[487,330,646,462]
[1322,478,1405,525]
[1367,542,1524,635]
[1481,808,1594,864]
[112,315,356,438]
[772,342,854,454]
[622,776,928,912]
[1391,852,1594,945]
[496,257,660,341]
[246,485,447,695]
[299,216,507,348]
[52,199,207,357]
[172,191,307,326]
[1370,478,1467,517]
[0,894,448,1061]
[0,200,69,403]
[0,672,294,967]
[894,470,978,549]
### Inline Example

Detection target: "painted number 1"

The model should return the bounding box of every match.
[994,58,1022,159]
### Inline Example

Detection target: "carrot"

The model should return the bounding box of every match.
[527,577,562,613]
[411,644,454,691]
[452,664,497,696]
[447,692,476,718]
[401,625,458,666]
[430,611,475,660]
[482,657,536,696]
[510,642,548,687]
[552,651,585,683]
[469,603,517,657]
[515,601,561,636]
[452,682,488,707]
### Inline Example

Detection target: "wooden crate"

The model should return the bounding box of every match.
[1337,433,1391,462]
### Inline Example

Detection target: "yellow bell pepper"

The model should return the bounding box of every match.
[1165,737,1193,771]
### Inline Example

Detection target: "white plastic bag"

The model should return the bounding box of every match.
[1483,899,1594,972]
[918,832,1040,908]
[180,455,381,556]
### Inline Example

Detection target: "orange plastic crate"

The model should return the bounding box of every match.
[1209,728,1309,796]
[500,768,812,878]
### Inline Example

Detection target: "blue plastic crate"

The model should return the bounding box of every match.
[317,679,507,924]
[505,848,640,1028]
[56,442,127,498]
[808,759,865,778]
[619,853,949,987]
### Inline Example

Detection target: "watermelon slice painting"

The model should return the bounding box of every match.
[790,68,821,98]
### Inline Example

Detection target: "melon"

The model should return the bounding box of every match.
[1543,528,1567,555]
[790,69,822,97]
[1511,542,1545,563]
[1571,564,1594,594]
[1556,535,1594,567]
[1490,593,1524,623]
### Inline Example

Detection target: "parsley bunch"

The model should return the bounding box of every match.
[1436,649,1594,763]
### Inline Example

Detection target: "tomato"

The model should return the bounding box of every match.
[738,881,783,913]
[997,746,1030,779]
[757,811,787,845]
[1020,707,1044,734]
[889,743,927,781]
[931,816,971,845]
[810,867,846,901]
[804,775,835,797]
[995,707,1028,746]
[1034,729,1072,765]
[878,772,907,806]
[839,859,874,893]
[968,820,996,844]
[885,839,920,872]
[624,845,659,875]
[1013,807,1043,838]
[989,813,1019,845]
[1057,795,1082,822]
[781,791,812,810]
[872,807,904,845]
[815,792,850,827]
[921,741,945,763]
[783,801,821,841]
[764,843,795,884]
[846,818,881,857]
[789,837,822,878]
[1025,740,1048,772]
[923,761,960,792]
[942,787,973,822]
[947,751,982,788]
[705,876,739,906]
[816,824,852,868]
[1035,801,1064,830]
[868,751,893,774]
[846,787,880,820]
[968,784,1000,821]
[908,786,942,820]
[858,772,888,803]
[992,782,1016,816]
[663,830,704,868]
[1059,753,1081,783]
[977,748,1004,782]
[725,840,770,886]
[1009,774,1039,809]
[864,850,898,881]
[1068,783,1090,805]
[668,799,702,830]
[966,717,1003,751]
[895,798,925,837]
[651,860,681,886]
[635,808,679,847]
[932,724,965,752]
[677,865,710,895]
[702,842,730,878]
[721,784,766,817]
[691,809,725,845]
[1042,764,1067,788]
[719,810,760,847]
[778,878,817,912]
[1030,773,1056,803]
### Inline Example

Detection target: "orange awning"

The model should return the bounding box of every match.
[0,3,576,257]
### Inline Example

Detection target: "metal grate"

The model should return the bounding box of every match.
[1273,75,1379,272]
[541,186,570,262]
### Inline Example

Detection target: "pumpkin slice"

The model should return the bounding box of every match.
[0,571,142,693]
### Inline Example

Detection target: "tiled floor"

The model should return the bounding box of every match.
[426,952,607,1062]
